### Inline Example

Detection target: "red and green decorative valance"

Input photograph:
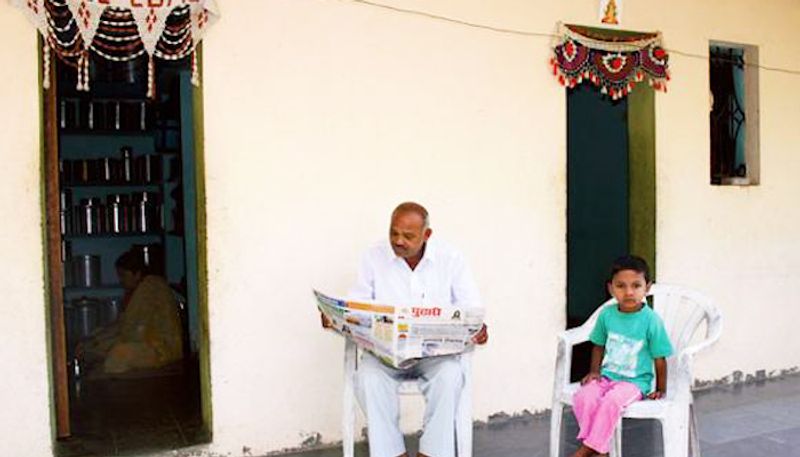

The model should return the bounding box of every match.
[550,23,670,100]
[10,0,219,97]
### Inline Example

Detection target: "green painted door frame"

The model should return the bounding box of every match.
[189,46,214,437]
[627,86,656,278]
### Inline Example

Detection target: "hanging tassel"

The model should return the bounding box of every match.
[191,48,200,86]
[42,39,51,90]
[147,55,156,99]
[76,53,83,91]
[83,51,91,92]
[76,51,91,92]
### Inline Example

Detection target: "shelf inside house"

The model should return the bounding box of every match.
[61,182,161,189]
[58,85,186,350]
[63,232,162,240]
[63,285,125,294]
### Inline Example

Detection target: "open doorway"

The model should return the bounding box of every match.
[42,45,211,456]
[566,82,656,381]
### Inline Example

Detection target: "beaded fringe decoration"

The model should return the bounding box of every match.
[147,54,156,99]
[550,23,670,100]
[17,0,217,97]
[43,39,51,90]
[191,49,200,86]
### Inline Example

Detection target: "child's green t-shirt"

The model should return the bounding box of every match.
[589,303,674,395]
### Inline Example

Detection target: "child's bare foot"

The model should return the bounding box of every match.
[570,444,599,457]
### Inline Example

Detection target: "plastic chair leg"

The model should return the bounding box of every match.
[549,402,564,457]
[689,404,701,457]
[342,341,357,457]
[660,408,690,457]
[608,418,622,457]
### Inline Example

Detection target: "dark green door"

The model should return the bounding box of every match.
[567,84,629,377]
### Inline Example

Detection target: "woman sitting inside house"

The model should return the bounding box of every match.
[78,250,184,377]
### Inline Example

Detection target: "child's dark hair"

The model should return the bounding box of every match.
[608,255,651,283]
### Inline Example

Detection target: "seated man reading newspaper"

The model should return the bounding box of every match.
[319,202,488,457]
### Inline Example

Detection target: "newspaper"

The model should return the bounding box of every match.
[314,290,484,369]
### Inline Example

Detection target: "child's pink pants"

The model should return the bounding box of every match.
[572,377,642,454]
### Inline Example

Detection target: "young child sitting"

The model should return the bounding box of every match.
[570,255,674,457]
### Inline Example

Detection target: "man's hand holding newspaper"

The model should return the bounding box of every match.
[315,290,485,369]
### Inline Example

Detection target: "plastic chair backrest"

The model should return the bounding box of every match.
[649,284,718,355]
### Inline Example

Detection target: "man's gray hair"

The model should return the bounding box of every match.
[391,202,430,229]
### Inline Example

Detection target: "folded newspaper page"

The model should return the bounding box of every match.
[314,290,484,369]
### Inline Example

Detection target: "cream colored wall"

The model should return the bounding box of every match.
[202,1,565,452]
[0,5,53,457]
[648,0,800,381]
[201,0,800,452]
[1,0,799,455]
[199,0,566,452]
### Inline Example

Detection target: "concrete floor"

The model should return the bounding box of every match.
[55,363,207,457]
[281,372,800,457]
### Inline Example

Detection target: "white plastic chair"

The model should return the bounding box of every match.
[343,340,474,457]
[550,284,722,457]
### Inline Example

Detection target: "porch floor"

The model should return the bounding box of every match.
[282,372,800,457]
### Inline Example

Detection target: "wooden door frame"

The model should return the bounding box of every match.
[40,37,71,439]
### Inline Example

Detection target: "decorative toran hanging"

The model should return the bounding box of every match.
[11,0,220,97]
[551,23,670,100]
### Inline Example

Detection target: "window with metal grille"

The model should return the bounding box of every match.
[709,43,760,185]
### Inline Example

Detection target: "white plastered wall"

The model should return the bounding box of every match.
[201,0,800,453]
[0,0,799,455]
[649,0,800,380]
[202,1,565,452]
[0,4,54,457]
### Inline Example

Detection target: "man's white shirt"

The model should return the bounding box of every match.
[348,238,481,309]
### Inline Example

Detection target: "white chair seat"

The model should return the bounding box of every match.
[560,381,672,418]
[623,398,673,419]
[397,379,422,395]
[559,382,580,404]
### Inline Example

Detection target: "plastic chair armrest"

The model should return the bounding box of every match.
[559,326,591,347]
[554,328,590,393]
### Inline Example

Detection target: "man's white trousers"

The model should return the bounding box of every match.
[355,354,463,457]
